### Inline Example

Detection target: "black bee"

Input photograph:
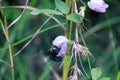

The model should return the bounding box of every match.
[49,46,63,62]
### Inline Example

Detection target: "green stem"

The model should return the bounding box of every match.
[0,13,15,80]
[62,0,77,80]
[87,56,92,73]
[12,68,15,80]
[87,56,92,79]
[0,59,10,66]
[68,0,75,40]
[8,43,15,80]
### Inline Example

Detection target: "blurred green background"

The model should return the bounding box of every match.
[0,0,120,80]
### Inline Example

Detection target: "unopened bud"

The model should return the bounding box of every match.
[78,6,86,20]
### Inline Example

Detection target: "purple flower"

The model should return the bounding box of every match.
[52,36,68,56]
[87,0,109,13]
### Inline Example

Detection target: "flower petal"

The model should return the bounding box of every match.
[87,0,109,13]
[57,42,68,56]
[101,1,109,8]
[52,36,68,47]
[88,2,105,13]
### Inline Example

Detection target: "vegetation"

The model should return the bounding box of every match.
[0,0,120,80]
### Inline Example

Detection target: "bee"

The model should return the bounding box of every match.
[49,46,63,62]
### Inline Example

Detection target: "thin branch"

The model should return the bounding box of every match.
[1,5,66,31]
[0,59,11,67]
[13,15,52,56]
[79,24,95,60]
[1,5,36,11]
[47,14,66,31]
[1,5,66,56]
[50,67,62,80]
[0,13,15,80]
[7,0,29,29]
[78,56,90,78]
[43,57,61,80]
[1,6,66,56]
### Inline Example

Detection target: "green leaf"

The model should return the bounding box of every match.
[99,77,111,80]
[91,68,102,80]
[0,23,66,51]
[66,13,81,23]
[117,71,120,80]
[39,61,53,80]
[30,9,62,15]
[55,0,69,14]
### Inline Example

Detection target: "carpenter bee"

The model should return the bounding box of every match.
[49,46,63,62]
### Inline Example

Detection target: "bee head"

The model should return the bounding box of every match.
[49,46,63,62]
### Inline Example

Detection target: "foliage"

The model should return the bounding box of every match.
[0,0,120,80]
[91,67,110,80]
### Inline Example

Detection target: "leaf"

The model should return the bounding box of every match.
[117,71,120,80]
[99,77,111,80]
[66,13,81,23]
[91,68,102,80]
[55,0,69,14]
[30,9,62,15]
[39,62,53,80]
[0,23,66,51]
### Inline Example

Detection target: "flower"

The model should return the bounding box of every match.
[52,36,68,56]
[87,0,109,13]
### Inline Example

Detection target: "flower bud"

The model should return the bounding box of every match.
[78,6,86,20]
